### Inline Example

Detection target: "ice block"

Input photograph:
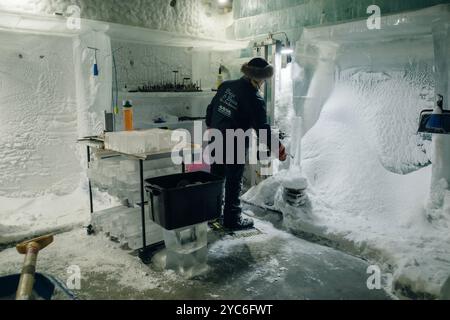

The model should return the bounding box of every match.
[92,206,164,249]
[163,222,208,278]
[104,129,179,155]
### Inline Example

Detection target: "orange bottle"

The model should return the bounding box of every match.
[123,100,134,131]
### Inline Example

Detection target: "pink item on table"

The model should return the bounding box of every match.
[186,162,211,173]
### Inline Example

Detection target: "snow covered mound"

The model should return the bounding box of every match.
[0,187,121,245]
[244,69,450,298]
[332,67,433,174]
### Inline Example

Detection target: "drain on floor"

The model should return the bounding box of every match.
[230,228,263,239]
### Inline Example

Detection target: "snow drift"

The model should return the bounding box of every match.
[245,67,450,298]
[244,6,450,298]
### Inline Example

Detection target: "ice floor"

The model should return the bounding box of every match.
[0,212,391,300]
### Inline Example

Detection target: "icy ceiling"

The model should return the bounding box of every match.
[0,0,231,38]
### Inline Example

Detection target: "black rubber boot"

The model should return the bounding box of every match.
[224,215,254,231]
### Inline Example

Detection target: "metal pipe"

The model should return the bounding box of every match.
[87,146,94,214]
[140,160,147,249]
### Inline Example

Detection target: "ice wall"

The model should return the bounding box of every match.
[0,0,231,39]
[233,0,449,39]
[0,18,114,242]
[0,31,81,197]
[111,41,193,91]
[234,0,449,20]
[293,43,337,135]
[429,19,450,207]
[110,41,214,129]
[275,64,296,136]
[110,40,244,130]
[74,31,112,138]
[192,50,244,90]
[245,5,450,298]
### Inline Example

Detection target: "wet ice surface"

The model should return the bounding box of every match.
[0,217,391,300]
[202,234,390,300]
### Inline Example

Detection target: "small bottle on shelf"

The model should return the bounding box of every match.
[123,100,134,131]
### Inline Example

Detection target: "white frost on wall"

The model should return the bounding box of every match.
[0,28,116,242]
[0,31,81,197]
[192,50,244,90]
[275,64,295,136]
[73,31,112,138]
[0,0,230,39]
[335,66,433,174]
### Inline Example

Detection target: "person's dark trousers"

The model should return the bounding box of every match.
[211,163,246,225]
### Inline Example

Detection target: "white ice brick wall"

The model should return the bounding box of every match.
[233,2,321,39]
[0,32,81,197]
[234,0,308,19]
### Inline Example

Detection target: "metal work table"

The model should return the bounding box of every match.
[78,136,200,263]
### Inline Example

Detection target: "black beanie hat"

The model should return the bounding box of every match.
[241,57,274,80]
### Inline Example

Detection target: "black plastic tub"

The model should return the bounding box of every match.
[145,171,225,230]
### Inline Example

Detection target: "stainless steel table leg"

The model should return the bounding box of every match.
[140,159,146,249]
[87,146,93,214]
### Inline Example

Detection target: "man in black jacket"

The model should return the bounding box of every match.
[206,57,287,230]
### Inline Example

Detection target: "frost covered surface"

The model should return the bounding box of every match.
[244,68,450,297]
[233,0,448,39]
[0,189,87,244]
[275,64,296,136]
[0,28,113,242]
[0,187,119,245]
[0,228,168,295]
[329,67,433,174]
[0,219,391,299]
[0,32,80,197]
[0,0,230,39]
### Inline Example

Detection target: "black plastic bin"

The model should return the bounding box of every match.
[145,171,225,230]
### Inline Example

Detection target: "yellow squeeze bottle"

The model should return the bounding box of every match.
[123,100,134,131]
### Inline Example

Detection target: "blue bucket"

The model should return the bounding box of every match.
[426,114,444,130]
